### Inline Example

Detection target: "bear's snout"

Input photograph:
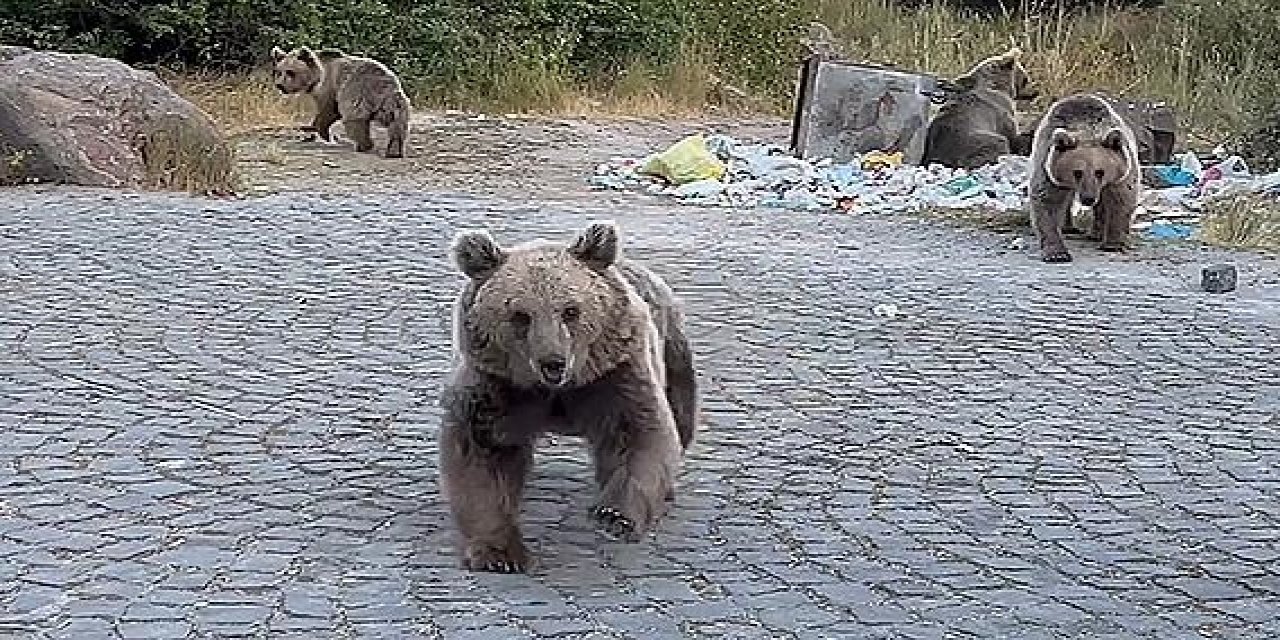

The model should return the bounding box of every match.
[1079,194,1098,207]
[536,356,569,387]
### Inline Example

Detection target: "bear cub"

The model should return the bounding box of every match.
[921,47,1038,169]
[1028,92,1142,263]
[271,46,411,158]
[439,221,700,573]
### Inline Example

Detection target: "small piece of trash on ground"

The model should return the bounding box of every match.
[872,303,901,318]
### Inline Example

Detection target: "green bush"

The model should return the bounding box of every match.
[0,0,702,89]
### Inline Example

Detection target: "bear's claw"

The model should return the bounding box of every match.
[1042,250,1073,263]
[590,506,635,539]
[463,542,530,574]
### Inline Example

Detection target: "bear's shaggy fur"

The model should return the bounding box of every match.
[438,221,699,573]
[1028,93,1142,263]
[921,47,1038,169]
[271,46,410,158]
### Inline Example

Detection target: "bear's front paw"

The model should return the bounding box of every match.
[1041,249,1073,263]
[463,540,531,574]
[1098,243,1127,253]
[590,505,636,540]
[1063,225,1085,236]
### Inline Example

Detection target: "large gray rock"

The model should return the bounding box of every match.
[0,47,225,188]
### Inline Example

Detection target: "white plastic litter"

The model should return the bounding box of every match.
[872,303,901,318]
[673,179,727,199]
[1178,152,1204,180]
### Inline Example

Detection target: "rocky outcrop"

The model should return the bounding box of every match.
[0,46,228,188]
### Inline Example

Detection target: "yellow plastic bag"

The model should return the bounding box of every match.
[862,150,904,171]
[639,135,727,185]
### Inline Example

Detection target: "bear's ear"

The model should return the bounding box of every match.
[271,46,287,62]
[451,230,506,279]
[1051,128,1078,152]
[1102,128,1127,152]
[296,46,317,65]
[567,221,619,271]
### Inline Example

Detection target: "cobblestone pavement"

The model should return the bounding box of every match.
[2,182,1279,640]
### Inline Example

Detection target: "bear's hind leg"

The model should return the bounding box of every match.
[384,106,409,158]
[663,323,699,451]
[344,117,375,153]
[440,422,533,573]
[961,132,1011,169]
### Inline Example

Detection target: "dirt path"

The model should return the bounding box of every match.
[232,110,790,199]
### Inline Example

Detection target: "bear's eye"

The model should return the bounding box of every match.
[1094,169,1105,179]
[285,70,295,78]
[1072,169,1084,181]
[562,306,580,323]
[509,311,531,328]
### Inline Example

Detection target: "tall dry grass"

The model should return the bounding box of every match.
[809,0,1263,143]
[167,71,310,135]
[171,1,1271,147]
[1201,195,1280,252]
[140,114,239,195]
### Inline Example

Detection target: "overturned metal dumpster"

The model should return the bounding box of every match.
[790,56,941,166]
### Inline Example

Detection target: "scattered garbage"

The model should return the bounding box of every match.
[590,132,1280,243]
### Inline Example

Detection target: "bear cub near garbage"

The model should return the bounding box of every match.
[271,46,411,158]
[921,47,1038,169]
[438,220,699,573]
[1027,92,1142,263]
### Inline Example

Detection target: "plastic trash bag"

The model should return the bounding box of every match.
[1201,155,1250,183]
[1152,165,1197,187]
[1145,221,1196,240]
[1177,152,1204,180]
[861,150,904,171]
[639,135,727,185]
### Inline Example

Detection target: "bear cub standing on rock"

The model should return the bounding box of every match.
[271,46,411,158]
[439,221,699,573]
[1028,92,1142,263]
[921,47,1038,169]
